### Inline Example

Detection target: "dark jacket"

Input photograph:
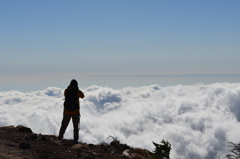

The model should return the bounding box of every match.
[64,86,85,114]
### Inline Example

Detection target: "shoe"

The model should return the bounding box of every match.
[58,136,63,140]
[74,140,78,144]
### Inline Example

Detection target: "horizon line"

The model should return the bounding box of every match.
[1,72,240,78]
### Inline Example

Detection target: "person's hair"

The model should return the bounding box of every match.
[70,79,78,89]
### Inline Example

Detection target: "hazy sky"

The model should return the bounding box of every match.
[1,0,240,91]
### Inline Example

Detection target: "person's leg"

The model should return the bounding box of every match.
[59,113,71,140]
[72,114,80,143]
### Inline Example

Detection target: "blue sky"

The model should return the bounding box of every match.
[0,0,240,91]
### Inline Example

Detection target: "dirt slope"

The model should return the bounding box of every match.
[0,126,151,159]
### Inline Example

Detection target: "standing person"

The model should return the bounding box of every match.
[59,79,85,144]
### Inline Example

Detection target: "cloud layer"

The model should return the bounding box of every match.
[1,83,240,158]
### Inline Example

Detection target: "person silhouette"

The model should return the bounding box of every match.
[59,79,85,144]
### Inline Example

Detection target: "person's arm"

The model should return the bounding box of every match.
[78,90,85,98]
[64,89,67,97]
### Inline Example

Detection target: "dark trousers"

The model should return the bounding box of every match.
[59,113,80,141]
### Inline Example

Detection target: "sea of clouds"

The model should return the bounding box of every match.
[1,83,240,158]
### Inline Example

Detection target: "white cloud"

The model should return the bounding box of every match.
[1,83,240,158]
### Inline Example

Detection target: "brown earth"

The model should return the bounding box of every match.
[0,125,152,159]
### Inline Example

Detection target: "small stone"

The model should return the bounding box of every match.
[23,135,31,140]
[72,144,89,150]
[30,134,38,140]
[18,142,31,149]
[38,135,47,141]
[88,143,94,148]
[16,125,32,133]
[2,125,15,129]
[122,149,130,158]
[8,144,15,147]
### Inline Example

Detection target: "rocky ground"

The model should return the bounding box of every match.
[0,125,152,159]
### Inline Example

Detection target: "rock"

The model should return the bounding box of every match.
[110,138,130,151]
[37,135,47,141]
[30,134,38,140]
[130,153,145,159]
[16,125,32,133]
[120,143,131,151]
[2,125,15,129]
[7,143,15,147]
[122,149,130,158]
[132,148,151,158]
[18,142,31,149]
[88,143,94,148]
[72,144,89,150]
[23,135,31,140]
[24,134,38,140]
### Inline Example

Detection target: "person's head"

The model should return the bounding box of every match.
[70,79,78,88]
